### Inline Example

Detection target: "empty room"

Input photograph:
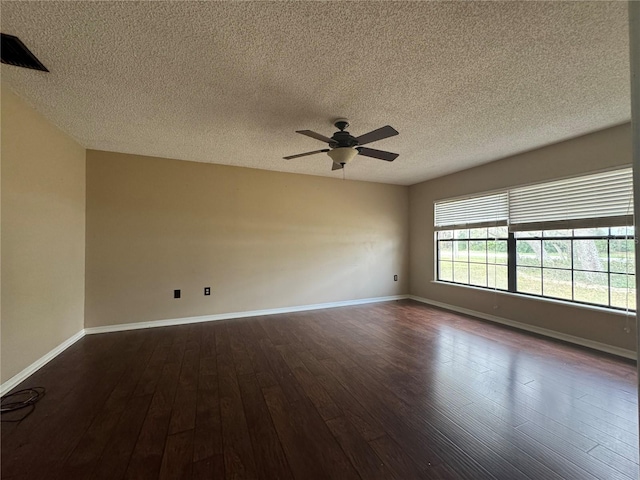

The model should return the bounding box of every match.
[1,1,639,479]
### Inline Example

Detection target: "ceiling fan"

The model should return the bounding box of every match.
[284,119,399,171]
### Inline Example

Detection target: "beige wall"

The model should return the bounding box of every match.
[409,124,636,351]
[85,151,409,327]
[1,85,86,383]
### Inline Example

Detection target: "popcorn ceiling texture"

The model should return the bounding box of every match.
[0,1,630,185]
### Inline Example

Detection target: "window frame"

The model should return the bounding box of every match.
[436,227,509,290]
[513,229,635,311]
[435,226,636,313]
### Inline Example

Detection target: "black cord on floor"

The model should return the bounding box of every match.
[1,387,46,422]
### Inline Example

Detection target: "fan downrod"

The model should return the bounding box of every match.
[334,118,350,131]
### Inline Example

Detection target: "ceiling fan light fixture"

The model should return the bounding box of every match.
[327,147,358,166]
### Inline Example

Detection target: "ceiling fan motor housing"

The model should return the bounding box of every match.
[330,131,359,149]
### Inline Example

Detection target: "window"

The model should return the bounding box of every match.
[434,168,635,311]
[437,227,508,290]
[515,227,635,309]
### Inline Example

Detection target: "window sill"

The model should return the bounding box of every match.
[430,280,636,317]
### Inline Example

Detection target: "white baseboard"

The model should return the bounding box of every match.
[84,295,409,335]
[1,329,86,395]
[408,295,636,360]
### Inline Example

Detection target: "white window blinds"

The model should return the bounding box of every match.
[509,168,633,230]
[434,168,633,231]
[434,192,509,230]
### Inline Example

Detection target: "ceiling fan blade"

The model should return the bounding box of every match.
[296,130,334,143]
[355,125,399,146]
[283,149,330,160]
[357,147,399,162]
[331,162,344,171]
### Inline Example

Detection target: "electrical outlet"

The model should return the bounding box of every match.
[174,289,181,299]
[204,287,211,296]
[394,275,398,281]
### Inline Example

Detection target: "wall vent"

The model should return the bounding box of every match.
[1,33,49,72]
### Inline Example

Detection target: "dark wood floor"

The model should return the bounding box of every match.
[2,300,638,479]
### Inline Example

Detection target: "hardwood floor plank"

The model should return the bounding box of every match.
[228,322,256,376]
[132,333,173,397]
[589,444,640,479]
[465,383,635,457]
[515,419,598,453]
[198,355,217,377]
[320,356,512,479]
[2,300,637,480]
[59,334,160,478]
[326,416,397,480]
[192,373,222,463]
[429,461,471,479]
[1,337,126,478]
[158,430,194,480]
[47,335,157,477]
[258,316,295,347]
[261,384,360,480]
[444,406,569,480]
[258,338,306,403]
[276,344,342,421]
[240,321,275,377]
[217,328,257,480]
[255,370,279,389]
[91,394,153,480]
[215,323,233,359]
[237,373,294,480]
[369,434,441,480]
[579,389,637,414]
[261,384,325,480]
[199,324,217,359]
[294,349,386,441]
[125,338,186,480]
[192,454,225,479]
[511,420,632,480]
[283,316,335,361]
[168,347,199,435]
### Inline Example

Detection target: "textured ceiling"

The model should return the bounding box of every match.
[0,1,631,185]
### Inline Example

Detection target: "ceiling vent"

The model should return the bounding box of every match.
[1,34,49,72]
